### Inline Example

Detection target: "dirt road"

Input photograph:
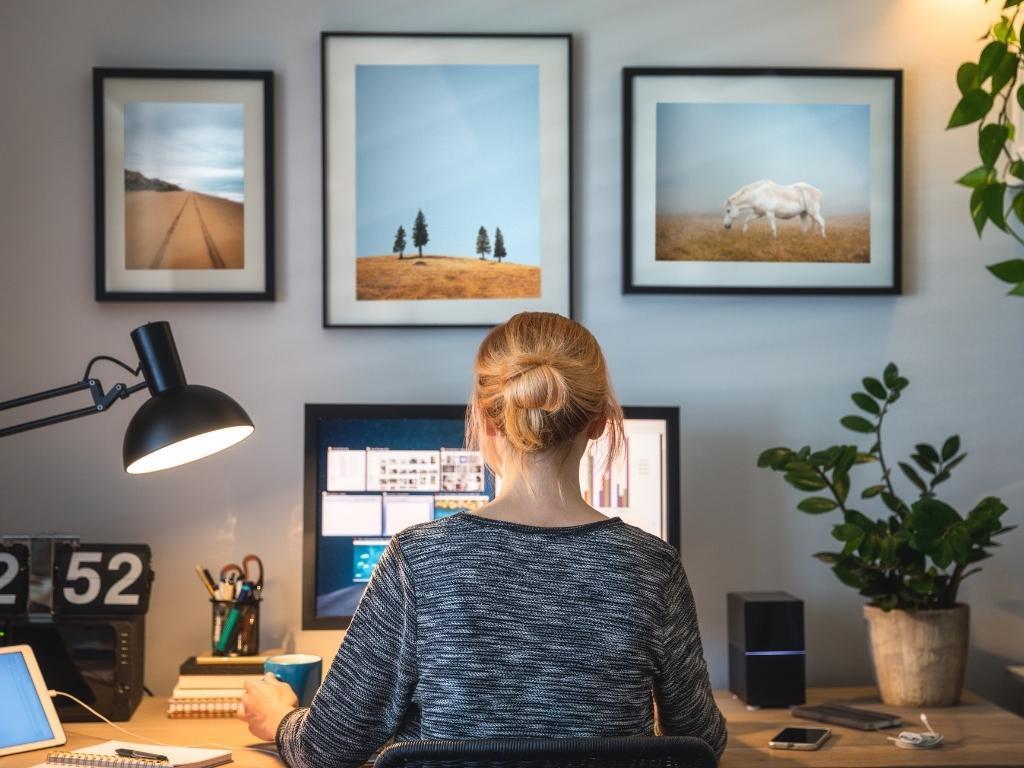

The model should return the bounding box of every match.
[125,190,244,269]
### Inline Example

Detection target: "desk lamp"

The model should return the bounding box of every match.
[0,321,253,473]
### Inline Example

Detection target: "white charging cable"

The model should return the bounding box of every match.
[48,690,279,756]
[887,713,944,750]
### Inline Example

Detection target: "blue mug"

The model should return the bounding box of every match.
[265,654,322,707]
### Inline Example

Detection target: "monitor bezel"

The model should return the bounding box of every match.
[302,403,680,630]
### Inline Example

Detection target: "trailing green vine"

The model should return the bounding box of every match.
[949,0,1024,294]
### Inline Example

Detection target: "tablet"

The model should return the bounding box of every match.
[0,645,66,756]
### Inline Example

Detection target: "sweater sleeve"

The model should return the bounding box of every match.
[277,537,417,768]
[653,557,727,759]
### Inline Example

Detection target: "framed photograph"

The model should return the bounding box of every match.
[322,33,572,327]
[94,68,274,300]
[623,68,902,294]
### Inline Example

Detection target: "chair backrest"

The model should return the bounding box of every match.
[374,736,717,768]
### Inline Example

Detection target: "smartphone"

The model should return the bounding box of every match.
[768,727,831,750]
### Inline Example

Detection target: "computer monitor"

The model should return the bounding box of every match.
[303,404,679,629]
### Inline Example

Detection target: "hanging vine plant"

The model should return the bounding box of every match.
[949,0,1024,295]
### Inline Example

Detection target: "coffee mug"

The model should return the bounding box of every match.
[265,654,322,707]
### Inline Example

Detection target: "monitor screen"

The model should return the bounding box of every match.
[303,404,679,629]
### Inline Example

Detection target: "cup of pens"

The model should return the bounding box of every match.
[196,556,264,657]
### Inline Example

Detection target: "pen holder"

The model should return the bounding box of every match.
[210,598,261,656]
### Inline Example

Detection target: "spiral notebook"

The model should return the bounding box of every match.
[35,741,231,768]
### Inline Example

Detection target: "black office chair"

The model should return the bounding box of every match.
[374,736,717,768]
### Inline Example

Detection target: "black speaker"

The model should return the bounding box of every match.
[727,591,805,707]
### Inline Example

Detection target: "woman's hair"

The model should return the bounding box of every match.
[467,312,623,473]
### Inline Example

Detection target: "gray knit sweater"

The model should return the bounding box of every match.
[277,513,727,766]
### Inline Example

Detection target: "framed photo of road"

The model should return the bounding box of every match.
[623,68,901,294]
[94,68,274,300]
[322,33,572,327]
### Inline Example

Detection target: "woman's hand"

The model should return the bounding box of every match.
[238,672,300,741]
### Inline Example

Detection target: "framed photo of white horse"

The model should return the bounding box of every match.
[623,68,901,294]
[322,33,573,327]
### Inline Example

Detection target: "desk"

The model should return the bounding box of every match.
[2,687,1021,768]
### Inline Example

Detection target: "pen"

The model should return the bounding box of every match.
[115,749,169,762]
[194,565,216,599]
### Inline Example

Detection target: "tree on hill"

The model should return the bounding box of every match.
[393,225,407,259]
[475,226,491,260]
[493,227,507,264]
[413,209,429,258]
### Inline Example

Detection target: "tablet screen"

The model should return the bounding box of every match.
[0,650,54,748]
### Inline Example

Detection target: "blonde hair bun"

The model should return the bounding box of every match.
[469,312,623,464]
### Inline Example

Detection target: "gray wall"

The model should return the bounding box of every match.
[2,0,1023,710]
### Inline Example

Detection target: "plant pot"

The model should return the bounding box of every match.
[863,603,969,707]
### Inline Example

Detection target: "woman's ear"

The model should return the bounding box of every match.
[585,417,606,441]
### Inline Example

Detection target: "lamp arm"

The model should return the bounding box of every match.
[0,359,148,438]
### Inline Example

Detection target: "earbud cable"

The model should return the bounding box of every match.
[48,691,278,756]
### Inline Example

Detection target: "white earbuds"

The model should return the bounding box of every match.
[887,714,944,750]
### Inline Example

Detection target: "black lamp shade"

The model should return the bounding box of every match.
[123,384,254,474]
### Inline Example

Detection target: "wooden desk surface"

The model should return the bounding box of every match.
[718,686,1024,768]
[2,687,1021,768]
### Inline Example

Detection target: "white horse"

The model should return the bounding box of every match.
[723,180,826,239]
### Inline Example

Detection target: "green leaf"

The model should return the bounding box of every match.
[987,258,1024,283]
[900,462,929,494]
[785,473,828,492]
[912,453,937,475]
[833,523,865,544]
[941,436,961,461]
[984,182,1008,230]
[980,123,1011,168]
[833,471,850,504]
[1006,0,1024,8]
[945,453,967,472]
[851,392,881,414]
[915,443,941,465]
[862,377,887,399]
[1013,192,1024,224]
[840,415,875,434]
[957,165,990,187]
[994,16,1013,43]
[798,497,839,514]
[979,40,1008,79]
[862,484,886,499]
[1018,83,1024,111]
[881,492,907,515]
[757,446,793,469]
[832,562,864,589]
[1008,281,1024,295]
[883,363,899,388]
[949,88,994,128]
[812,551,842,564]
[957,62,981,94]
[1012,160,1024,181]
[893,376,910,392]
[970,184,988,235]
[992,48,1019,92]
[931,469,952,486]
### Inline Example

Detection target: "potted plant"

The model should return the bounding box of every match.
[757,364,1015,706]
[948,1,1024,294]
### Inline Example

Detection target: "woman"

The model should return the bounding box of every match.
[240,312,727,765]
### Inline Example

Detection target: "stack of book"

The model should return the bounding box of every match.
[167,654,268,718]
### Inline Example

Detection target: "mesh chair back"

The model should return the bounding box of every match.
[374,736,717,768]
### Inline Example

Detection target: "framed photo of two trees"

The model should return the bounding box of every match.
[322,33,572,327]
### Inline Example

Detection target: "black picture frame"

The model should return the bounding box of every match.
[623,67,902,295]
[94,68,275,301]
[321,33,573,327]
[302,403,681,630]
